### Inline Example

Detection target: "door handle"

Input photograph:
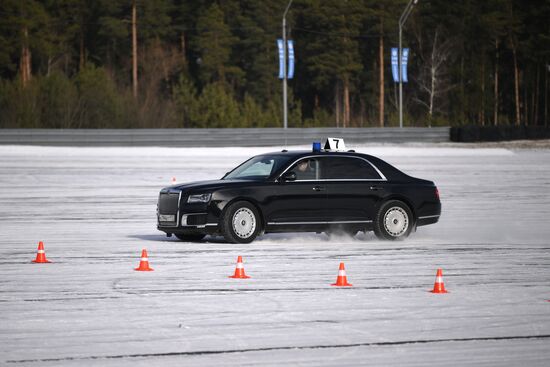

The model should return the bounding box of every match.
[312,186,326,192]
[369,185,382,191]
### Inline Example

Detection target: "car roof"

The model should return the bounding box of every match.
[260,150,374,159]
[258,150,410,181]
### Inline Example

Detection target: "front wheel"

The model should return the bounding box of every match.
[373,200,413,241]
[221,201,261,243]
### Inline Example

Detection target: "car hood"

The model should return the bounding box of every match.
[160,179,256,193]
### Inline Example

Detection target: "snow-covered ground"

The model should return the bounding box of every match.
[1,143,549,366]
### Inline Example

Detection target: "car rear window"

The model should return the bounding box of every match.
[321,157,382,180]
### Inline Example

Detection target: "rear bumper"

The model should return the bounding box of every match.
[416,214,440,227]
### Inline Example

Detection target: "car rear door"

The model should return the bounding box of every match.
[320,156,386,222]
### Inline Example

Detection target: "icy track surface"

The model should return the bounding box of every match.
[1,144,549,366]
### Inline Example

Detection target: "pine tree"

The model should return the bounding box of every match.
[0,0,50,83]
[363,0,404,126]
[193,3,241,85]
[231,1,281,105]
[298,0,364,127]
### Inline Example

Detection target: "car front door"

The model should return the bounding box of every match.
[267,157,330,225]
[320,156,386,223]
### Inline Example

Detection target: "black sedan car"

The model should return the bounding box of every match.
[157,146,440,243]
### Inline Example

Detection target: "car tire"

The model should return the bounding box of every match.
[373,200,413,241]
[221,201,261,244]
[175,233,206,242]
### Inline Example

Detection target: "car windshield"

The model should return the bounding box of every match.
[223,154,291,181]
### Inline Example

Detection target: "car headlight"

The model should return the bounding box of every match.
[187,193,212,203]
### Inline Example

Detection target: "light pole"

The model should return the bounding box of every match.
[398,0,418,128]
[282,0,293,131]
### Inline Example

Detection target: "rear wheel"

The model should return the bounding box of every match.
[221,201,261,243]
[373,200,413,241]
[175,233,206,242]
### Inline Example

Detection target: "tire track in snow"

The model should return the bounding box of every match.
[7,334,550,364]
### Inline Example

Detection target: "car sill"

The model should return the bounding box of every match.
[267,220,372,225]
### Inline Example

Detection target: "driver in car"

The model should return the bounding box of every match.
[294,159,317,180]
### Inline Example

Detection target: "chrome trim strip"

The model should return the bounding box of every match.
[276,154,387,182]
[181,212,209,227]
[291,179,385,182]
[176,191,183,227]
[418,215,440,219]
[267,220,372,225]
[179,223,218,228]
[157,191,182,228]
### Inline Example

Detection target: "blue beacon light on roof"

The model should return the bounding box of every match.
[312,142,321,152]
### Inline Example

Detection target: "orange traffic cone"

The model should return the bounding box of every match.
[229,256,250,279]
[331,262,352,286]
[135,249,154,271]
[171,177,177,185]
[32,241,51,263]
[430,268,448,293]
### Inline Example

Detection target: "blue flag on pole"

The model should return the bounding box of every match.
[287,40,295,79]
[391,47,410,82]
[391,48,399,82]
[277,39,284,79]
[401,48,409,83]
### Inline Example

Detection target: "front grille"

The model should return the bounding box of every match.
[158,192,180,214]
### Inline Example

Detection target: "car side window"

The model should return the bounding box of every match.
[321,157,382,180]
[289,158,320,180]
[237,158,276,177]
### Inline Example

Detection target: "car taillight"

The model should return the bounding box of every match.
[435,187,440,200]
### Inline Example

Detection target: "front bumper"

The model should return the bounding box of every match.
[157,190,221,235]
[157,212,219,234]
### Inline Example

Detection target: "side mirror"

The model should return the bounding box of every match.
[281,171,297,182]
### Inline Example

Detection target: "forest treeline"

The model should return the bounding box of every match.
[0,0,548,129]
